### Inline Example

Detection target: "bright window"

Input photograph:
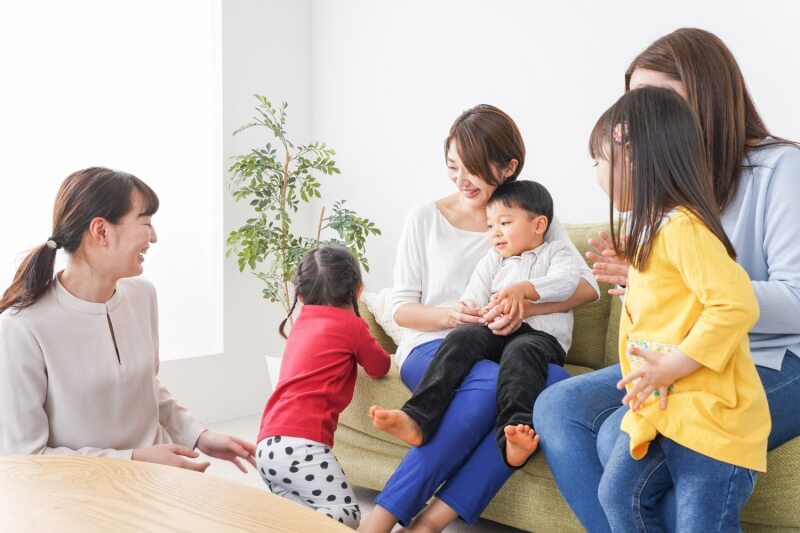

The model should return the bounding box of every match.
[0,0,223,360]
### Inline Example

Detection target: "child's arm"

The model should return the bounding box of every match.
[525,242,583,304]
[618,347,702,410]
[488,243,583,320]
[620,216,759,410]
[668,217,759,372]
[460,252,499,312]
[355,319,392,378]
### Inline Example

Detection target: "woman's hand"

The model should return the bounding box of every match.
[196,430,257,473]
[587,230,629,296]
[482,304,521,336]
[617,347,702,410]
[132,443,211,472]
[446,301,485,329]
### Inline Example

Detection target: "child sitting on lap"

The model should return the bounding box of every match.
[371,180,582,467]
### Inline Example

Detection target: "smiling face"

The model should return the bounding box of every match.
[446,140,500,209]
[486,202,547,258]
[105,187,158,279]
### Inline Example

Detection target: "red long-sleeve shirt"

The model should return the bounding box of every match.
[258,304,390,446]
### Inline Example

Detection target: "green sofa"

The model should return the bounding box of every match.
[334,223,800,532]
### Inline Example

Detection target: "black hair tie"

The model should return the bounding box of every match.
[45,237,61,250]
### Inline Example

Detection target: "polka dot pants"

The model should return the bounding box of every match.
[256,436,361,528]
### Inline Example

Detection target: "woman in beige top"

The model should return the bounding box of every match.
[0,167,255,473]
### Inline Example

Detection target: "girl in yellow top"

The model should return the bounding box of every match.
[589,86,770,532]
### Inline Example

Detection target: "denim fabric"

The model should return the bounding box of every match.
[538,351,800,532]
[534,364,622,533]
[599,432,756,532]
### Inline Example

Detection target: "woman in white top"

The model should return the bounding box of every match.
[359,106,599,533]
[0,167,255,473]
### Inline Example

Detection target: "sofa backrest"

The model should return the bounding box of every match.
[359,222,622,370]
[564,223,621,369]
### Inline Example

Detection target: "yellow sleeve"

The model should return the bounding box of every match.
[665,215,759,372]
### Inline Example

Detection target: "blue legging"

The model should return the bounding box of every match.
[534,350,800,532]
[375,338,570,525]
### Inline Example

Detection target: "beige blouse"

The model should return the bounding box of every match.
[0,276,205,459]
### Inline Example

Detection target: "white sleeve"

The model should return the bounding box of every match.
[546,215,600,298]
[460,252,498,307]
[530,242,583,303]
[0,316,132,459]
[391,207,427,317]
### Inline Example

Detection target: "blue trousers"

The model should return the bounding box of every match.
[599,431,756,532]
[534,350,800,533]
[375,339,570,525]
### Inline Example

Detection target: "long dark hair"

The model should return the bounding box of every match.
[445,104,525,187]
[278,245,363,339]
[589,87,736,270]
[0,167,159,314]
[625,28,792,210]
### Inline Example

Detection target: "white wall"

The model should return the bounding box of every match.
[0,0,223,361]
[159,0,313,422]
[309,0,800,291]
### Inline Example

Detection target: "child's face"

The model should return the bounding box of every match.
[486,203,547,258]
[594,148,632,212]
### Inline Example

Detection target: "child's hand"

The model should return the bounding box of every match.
[587,230,630,296]
[617,347,702,410]
[489,282,531,322]
[196,430,257,473]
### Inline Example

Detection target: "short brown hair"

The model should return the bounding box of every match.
[444,104,525,187]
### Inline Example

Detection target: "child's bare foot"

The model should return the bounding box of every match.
[369,405,423,446]
[504,424,540,467]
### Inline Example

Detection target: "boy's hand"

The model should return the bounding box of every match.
[618,347,702,410]
[487,282,534,322]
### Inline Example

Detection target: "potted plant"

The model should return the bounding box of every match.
[226,94,381,318]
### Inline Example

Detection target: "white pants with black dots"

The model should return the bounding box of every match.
[256,436,360,528]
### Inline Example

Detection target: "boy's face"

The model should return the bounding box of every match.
[486,202,548,258]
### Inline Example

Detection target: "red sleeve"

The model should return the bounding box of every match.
[354,319,391,377]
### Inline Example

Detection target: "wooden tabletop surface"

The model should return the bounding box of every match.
[0,455,352,532]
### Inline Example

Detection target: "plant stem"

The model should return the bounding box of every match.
[316,206,325,243]
[280,139,291,314]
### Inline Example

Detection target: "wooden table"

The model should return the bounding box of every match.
[0,455,352,532]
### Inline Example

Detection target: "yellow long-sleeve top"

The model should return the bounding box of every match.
[619,209,770,472]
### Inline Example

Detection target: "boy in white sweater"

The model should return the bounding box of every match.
[373,180,583,467]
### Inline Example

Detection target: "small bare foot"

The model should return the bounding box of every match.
[369,405,423,446]
[504,424,540,467]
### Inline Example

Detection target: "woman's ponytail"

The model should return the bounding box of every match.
[0,242,59,314]
[0,167,158,315]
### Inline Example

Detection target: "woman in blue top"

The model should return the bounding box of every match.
[534,27,800,532]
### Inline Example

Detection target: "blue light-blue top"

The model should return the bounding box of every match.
[722,141,800,370]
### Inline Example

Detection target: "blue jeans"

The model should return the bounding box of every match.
[376,339,570,525]
[599,431,756,532]
[535,350,800,532]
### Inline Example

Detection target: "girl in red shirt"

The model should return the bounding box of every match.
[256,245,391,527]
